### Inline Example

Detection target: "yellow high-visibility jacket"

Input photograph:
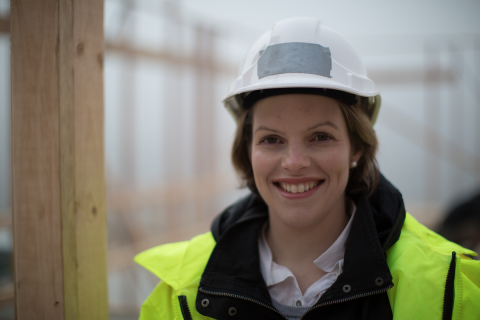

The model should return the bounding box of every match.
[135,214,480,320]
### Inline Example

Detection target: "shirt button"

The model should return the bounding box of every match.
[296,300,302,306]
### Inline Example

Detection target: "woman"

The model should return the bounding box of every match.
[136,17,480,320]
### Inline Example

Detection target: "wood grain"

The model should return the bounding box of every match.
[11,1,65,318]
[11,0,107,318]
[70,1,108,318]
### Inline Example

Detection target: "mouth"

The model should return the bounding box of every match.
[273,180,323,194]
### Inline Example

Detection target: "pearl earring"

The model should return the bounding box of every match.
[351,161,357,168]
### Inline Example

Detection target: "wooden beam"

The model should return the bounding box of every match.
[0,209,11,227]
[106,41,456,86]
[476,38,480,155]
[423,42,441,201]
[369,67,455,85]
[0,15,9,33]
[106,40,237,75]
[11,1,108,319]
[108,220,212,270]
[107,171,235,212]
[0,283,14,306]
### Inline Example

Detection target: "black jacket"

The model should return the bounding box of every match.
[196,175,406,319]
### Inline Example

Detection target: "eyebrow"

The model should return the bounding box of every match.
[254,121,340,134]
[254,126,284,134]
[307,121,339,131]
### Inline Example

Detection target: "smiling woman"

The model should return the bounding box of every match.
[251,94,357,227]
[233,89,379,198]
[135,17,480,320]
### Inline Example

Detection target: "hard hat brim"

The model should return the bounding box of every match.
[223,73,381,125]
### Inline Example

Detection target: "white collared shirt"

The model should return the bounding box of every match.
[258,207,356,308]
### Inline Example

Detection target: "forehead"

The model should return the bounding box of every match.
[252,94,346,127]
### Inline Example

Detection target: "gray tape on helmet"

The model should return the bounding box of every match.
[257,42,332,79]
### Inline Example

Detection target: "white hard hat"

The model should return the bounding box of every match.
[223,17,381,124]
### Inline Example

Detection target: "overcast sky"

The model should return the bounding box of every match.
[181,0,480,37]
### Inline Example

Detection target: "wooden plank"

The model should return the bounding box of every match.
[106,40,457,86]
[59,0,78,317]
[11,0,108,319]
[11,1,65,318]
[0,283,14,306]
[477,38,480,157]
[106,41,237,76]
[448,45,464,192]
[0,209,12,227]
[423,42,441,201]
[66,0,108,319]
[369,67,455,85]
[0,15,9,33]
[108,220,212,270]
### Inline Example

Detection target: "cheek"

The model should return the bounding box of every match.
[321,147,351,180]
[251,149,268,179]
[251,149,278,186]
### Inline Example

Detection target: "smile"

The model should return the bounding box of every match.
[276,181,320,194]
[273,179,324,199]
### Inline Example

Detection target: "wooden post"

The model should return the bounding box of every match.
[475,37,480,175]
[11,1,108,319]
[424,40,441,202]
[193,25,216,223]
[448,44,464,191]
[193,25,216,176]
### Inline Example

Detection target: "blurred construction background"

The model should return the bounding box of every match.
[0,0,479,319]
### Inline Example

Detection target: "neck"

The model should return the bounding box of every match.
[266,197,351,272]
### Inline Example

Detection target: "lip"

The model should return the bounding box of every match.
[273,179,324,199]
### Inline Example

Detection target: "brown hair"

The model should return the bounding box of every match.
[231,95,380,197]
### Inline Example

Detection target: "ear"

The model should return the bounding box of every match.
[351,147,363,164]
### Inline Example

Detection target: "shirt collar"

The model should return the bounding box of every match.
[314,207,356,272]
[258,223,276,286]
[258,205,356,285]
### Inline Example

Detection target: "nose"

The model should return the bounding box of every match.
[282,143,310,172]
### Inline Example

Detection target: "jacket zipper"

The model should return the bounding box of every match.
[199,287,289,320]
[178,295,194,320]
[299,284,393,319]
[199,284,393,319]
[442,251,456,320]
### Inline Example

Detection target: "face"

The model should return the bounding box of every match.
[250,94,362,228]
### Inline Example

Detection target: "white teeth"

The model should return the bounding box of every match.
[291,185,298,193]
[298,184,304,193]
[278,181,320,194]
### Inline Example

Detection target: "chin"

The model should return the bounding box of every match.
[273,207,326,228]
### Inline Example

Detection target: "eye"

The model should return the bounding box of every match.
[260,136,282,145]
[313,133,332,142]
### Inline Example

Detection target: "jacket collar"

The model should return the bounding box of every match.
[134,232,216,290]
[200,174,406,306]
